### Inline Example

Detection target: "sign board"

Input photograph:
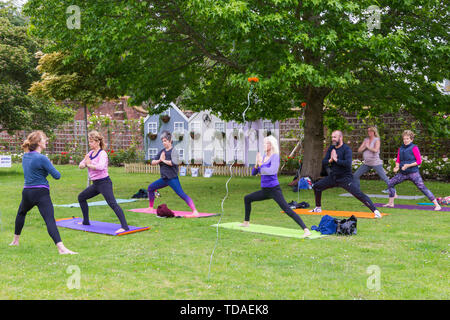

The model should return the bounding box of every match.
[0,155,12,168]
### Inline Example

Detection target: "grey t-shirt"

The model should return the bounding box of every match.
[362,137,383,166]
[154,148,180,180]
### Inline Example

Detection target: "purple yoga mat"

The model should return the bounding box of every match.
[374,203,450,212]
[56,217,150,236]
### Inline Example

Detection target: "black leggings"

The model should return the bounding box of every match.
[15,188,62,244]
[313,175,377,212]
[244,185,308,230]
[77,176,129,230]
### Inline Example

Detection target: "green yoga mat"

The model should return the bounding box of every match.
[212,222,326,239]
[55,199,138,208]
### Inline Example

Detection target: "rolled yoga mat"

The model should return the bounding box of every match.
[55,217,150,236]
[212,222,326,239]
[128,207,219,218]
[339,193,425,200]
[291,208,389,219]
[373,203,450,211]
[55,199,138,208]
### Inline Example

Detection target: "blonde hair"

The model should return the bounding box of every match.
[402,130,415,140]
[367,126,379,138]
[264,135,279,155]
[22,131,47,152]
[88,130,106,149]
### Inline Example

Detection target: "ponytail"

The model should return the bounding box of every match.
[22,131,47,152]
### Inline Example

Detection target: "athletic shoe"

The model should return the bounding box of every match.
[288,201,298,209]
[309,207,322,213]
[381,189,389,193]
[374,210,382,218]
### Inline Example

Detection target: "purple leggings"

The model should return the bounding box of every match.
[387,172,435,201]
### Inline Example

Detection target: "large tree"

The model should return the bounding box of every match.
[24,0,449,178]
[0,1,73,134]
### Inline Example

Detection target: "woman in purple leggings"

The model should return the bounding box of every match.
[384,130,441,211]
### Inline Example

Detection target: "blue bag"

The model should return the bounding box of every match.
[311,215,337,235]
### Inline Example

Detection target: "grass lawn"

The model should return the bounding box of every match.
[0,164,448,300]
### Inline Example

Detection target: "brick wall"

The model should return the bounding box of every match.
[279,112,449,161]
[1,107,447,162]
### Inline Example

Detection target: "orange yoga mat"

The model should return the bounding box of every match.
[291,208,389,219]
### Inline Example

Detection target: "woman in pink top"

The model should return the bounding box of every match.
[78,131,129,233]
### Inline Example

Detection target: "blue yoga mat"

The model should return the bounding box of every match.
[55,199,138,208]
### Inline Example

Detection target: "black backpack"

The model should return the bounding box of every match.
[335,215,357,235]
[132,188,148,199]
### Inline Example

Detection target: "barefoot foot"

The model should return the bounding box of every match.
[56,242,78,255]
[303,229,312,237]
[9,235,20,246]
[186,210,200,218]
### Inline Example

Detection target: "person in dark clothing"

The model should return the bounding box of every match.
[310,130,382,218]
[9,131,77,254]
[148,131,199,217]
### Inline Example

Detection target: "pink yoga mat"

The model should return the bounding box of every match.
[128,207,219,218]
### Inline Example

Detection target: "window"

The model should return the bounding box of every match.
[148,148,158,159]
[263,121,274,131]
[190,122,201,132]
[214,149,224,160]
[177,148,185,161]
[192,149,202,160]
[148,122,158,134]
[214,122,225,132]
[174,122,184,133]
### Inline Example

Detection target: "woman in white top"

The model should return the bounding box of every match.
[353,126,395,195]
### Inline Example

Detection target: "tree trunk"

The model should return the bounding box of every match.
[300,89,327,180]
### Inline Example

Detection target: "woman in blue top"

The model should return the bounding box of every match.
[241,136,311,237]
[9,131,77,254]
